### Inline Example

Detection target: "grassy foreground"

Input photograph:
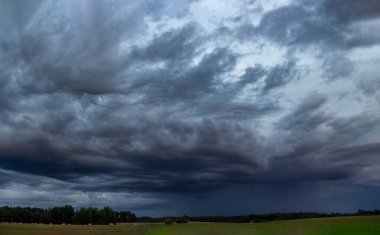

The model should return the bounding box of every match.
[147,216,380,235]
[1,216,380,235]
[0,223,151,235]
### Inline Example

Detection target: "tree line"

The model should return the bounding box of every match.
[0,205,136,225]
[138,209,380,223]
[1,206,379,224]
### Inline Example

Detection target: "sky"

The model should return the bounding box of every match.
[0,0,380,217]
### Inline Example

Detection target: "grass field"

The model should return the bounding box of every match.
[0,223,151,235]
[1,216,379,235]
[147,216,380,235]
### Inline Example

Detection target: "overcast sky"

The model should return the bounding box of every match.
[0,0,380,216]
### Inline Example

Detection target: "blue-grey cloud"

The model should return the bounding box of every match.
[262,60,299,93]
[0,0,379,216]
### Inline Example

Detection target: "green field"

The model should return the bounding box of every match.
[1,216,379,235]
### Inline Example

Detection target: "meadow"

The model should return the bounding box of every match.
[1,215,379,235]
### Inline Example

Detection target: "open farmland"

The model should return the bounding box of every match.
[0,223,151,235]
[146,216,380,235]
[1,216,380,235]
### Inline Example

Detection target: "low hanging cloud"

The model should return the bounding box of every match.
[0,0,380,215]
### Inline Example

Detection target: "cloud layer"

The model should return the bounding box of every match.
[0,0,380,216]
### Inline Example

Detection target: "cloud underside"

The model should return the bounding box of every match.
[0,0,380,214]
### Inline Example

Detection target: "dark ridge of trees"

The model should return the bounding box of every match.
[164,217,173,225]
[0,205,137,225]
[137,210,380,223]
[117,210,137,223]
[1,206,379,224]
[175,215,189,223]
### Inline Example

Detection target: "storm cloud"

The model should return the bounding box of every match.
[0,0,379,216]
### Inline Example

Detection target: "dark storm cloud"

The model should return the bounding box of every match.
[320,0,380,24]
[239,64,266,86]
[247,0,380,84]
[254,1,380,49]
[131,23,201,62]
[0,118,264,193]
[256,5,342,47]
[132,47,238,103]
[328,142,380,163]
[0,0,380,215]
[327,113,380,139]
[277,92,330,131]
[0,11,266,188]
[1,92,377,196]
[317,0,380,49]
[262,60,299,93]
[0,0,150,97]
[249,92,380,188]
